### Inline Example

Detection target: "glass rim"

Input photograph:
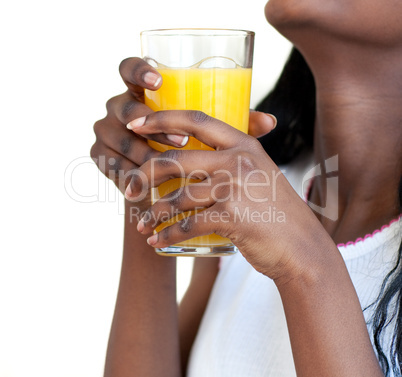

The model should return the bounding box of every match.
[141,28,255,37]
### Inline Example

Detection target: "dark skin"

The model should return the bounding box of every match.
[271,3,401,373]
[265,0,402,244]
[105,201,219,376]
[91,1,402,375]
[92,59,277,377]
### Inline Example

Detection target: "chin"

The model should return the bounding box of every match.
[264,0,311,30]
[265,0,402,48]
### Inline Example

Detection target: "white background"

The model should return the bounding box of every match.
[0,1,290,376]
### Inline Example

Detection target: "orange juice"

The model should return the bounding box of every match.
[145,67,252,252]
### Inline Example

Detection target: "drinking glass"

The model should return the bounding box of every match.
[141,28,254,256]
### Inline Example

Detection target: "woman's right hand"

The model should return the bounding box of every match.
[90,58,163,210]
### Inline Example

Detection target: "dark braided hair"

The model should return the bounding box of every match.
[256,47,402,376]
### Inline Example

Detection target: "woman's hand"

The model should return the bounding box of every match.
[90,58,163,212]
[125,110,330,281]
[90,57,275,212]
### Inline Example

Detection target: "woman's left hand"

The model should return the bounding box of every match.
[125,110,331,282]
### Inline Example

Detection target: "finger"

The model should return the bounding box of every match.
[93,117,159,167]
[119,57,162,99]
[126,110,252,150]
[137,181,219,234]
[90,143,140,191]
[124,149,232,200]
[145,207,224,248]
[248,111,277,138]
[107,93,191,149]
[106,91,154,125]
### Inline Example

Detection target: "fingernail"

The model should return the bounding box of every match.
[124,184,133,200]
[137,218,144,232]
[166,134,189,147]
[127,116,146,130]
[267,114,277,128]
[147,234,158,246]
[143,72,161,87]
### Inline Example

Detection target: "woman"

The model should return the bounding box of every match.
[90,0,402,375]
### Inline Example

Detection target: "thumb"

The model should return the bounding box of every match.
[248,110,277,138]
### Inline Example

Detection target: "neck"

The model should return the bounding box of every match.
[305,46,402,244]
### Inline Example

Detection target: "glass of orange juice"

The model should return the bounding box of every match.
[141,29,254,256]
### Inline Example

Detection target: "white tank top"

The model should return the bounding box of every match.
[187,153,401,377]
